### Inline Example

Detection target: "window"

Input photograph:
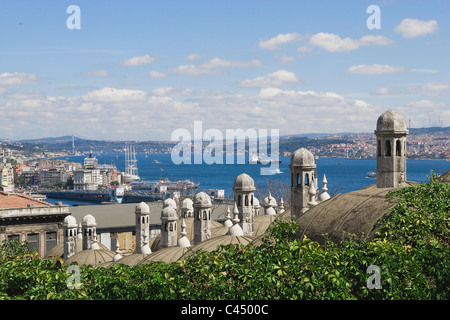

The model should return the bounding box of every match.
[238,195,241,206]
[377,140,381,157]
[305,173,309,186]
[203,210,207,220]
[27,233,39,253]
[245,195,248,206]
[46,232,57,253]
[297,173,301,186]
[396,140,401,156]
[385,140,391,157]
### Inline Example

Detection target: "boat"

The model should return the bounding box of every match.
[108,186,125,203]
[275,168,283,174]
[248,155,282,164]
[153,159,159,164]
[367,172,376,178]
[124,144,140,183]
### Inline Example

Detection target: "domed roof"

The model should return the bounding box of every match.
[138,246,192,264]
[178,236,191,248]
[163,198,177,210]
[263,193,277,207]
[135,202,150,214]
[63,215,77,227]
[253,197,260,208]
[376,109,408,133]
[64,248,115,267]
[233,173,255,191]
[290,148,316,167]
[181,198,194,210]
[182,235,254,258]
[194,192,212,207]
[82,214,96,227]
[161,205,178,221]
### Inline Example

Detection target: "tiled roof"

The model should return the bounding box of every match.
[0,192,52,209]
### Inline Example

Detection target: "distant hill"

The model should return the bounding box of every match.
[408,127,450,135]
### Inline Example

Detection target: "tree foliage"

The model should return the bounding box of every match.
[0,175,448,300]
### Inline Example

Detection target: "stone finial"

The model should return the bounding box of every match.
[279,198,285,214]
[307,180,318,207]
[223,206,233,227]
[227,202,244,236]
[319,173,330,201]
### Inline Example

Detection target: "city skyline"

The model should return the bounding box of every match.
[0,0,449,141]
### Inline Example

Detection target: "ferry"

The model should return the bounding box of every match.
[248,155,282,164]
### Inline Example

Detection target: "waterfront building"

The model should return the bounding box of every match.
[0,192,69,258]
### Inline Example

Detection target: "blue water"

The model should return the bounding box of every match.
[49,153,449,206]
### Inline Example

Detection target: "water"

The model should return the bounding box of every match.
[49,153,449,206]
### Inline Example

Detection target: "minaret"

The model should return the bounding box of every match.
[82,214,97,250]
[135,202,151,254]
[161,205,178,248]
[63,215,78,259]
[289,148,317,220]
[181,198,194,218]
[319,174,330,201]
[375,110,409,188]
[193,192,212,244]
[233,173,256,236]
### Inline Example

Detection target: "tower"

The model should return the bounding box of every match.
[180,198,194,218]
[82,214,97,250]
[161,205,178,248]
[232,173,256,235]
[135,202,151,254]
[193,192,212,244]
[375,110,408,188]
[289,148,317,220]
[63,215,78,259]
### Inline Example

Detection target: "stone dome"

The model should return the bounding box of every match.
[253,197,260,208]
[161,205,178,221]
[63,215,77,227]
[64,248,115,267]
[82,214,96,227]
[290,148,316,167]
[376,109,408,133]
[194,192,212,207]
[181,198,194,210]
[233,173,256,192]
[163,198,177,209]
[263,193,277,207]
[135,202,150,214]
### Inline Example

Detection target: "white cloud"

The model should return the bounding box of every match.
[239,70,300,88]
[151,87,192,96]
[120,54,159,66]
[170,58,261,76]
[81,87,148,103]
[374,82,450,97]
[149,71,167,78]
[0,72,40,86]
[395,18,438,38]
[274,54,295,65]
[346,64,410,74]
[259,32,303,49]
[308,33,393,52]
[82,69,113,77]
[185,53,206,61]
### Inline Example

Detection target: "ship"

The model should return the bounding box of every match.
[124,144,140,183]
[248,155,282,164]
[367,172,377,178]
[129,178,199,193]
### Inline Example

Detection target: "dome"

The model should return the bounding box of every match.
[64,248,115,267]
[376,109,408,133]
[178,236,191,248]
[290,148,316,167]
[233,173,255,192]
[82,214,96,227]
[63,215,77,228]
[194,192,212,207]
[163,198,177,210]
[253,197,260,208]
[263,193,277,207]
[161,206,178,221]
[135,202,150,214]
[181,198,194,210]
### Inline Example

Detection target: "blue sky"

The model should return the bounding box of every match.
[0,0,448,140]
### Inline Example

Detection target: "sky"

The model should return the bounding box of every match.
[0,0,448,141]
